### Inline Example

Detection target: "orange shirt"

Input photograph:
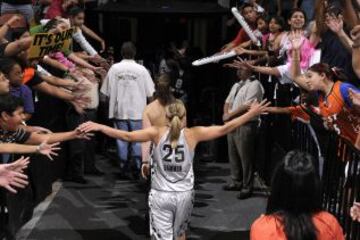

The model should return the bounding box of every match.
[251,211,344,240]
[318,81,360,150]
[22,67,35,84]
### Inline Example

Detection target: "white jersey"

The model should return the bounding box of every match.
[151,129,194,192]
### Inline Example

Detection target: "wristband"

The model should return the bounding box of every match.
[142,161,149,165]
[352,42,360,49]
[36,145,41,153]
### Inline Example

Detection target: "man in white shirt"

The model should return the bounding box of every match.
[101,42,155,178]
[222,65,264,199]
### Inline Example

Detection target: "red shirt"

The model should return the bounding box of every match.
[231,24,257,46]
[45,0,64,19]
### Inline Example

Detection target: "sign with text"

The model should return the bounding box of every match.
[28,28,74,59]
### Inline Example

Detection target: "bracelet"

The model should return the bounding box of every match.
[352,42,360,49]
[36,145,41,153]
[142,161,149,165]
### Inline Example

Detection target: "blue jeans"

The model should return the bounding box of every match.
[113,120,142,171]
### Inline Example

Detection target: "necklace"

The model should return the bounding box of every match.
[325,82,335,98]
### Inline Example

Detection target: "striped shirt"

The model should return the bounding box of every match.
[0,128,30,144]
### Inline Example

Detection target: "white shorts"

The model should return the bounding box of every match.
[149,189,194,240]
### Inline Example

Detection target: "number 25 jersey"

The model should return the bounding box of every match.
[152,129,194,192]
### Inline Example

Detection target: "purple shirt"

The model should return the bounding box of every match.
[10,84,34,114]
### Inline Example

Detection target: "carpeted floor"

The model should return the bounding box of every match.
[20,155,267,240]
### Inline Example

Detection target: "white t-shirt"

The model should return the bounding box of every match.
[101,59,155,120]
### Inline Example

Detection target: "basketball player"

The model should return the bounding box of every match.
[141,74,175,237]
[78,99,269,240]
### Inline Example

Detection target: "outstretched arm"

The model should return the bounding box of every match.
[344,0,359,29]
[224,58,281,77]
[80,25,105,53]
[234,46,268,57]
[190,100,270,144]
[326,14,353,52]
[0,143,44,154]
[289,31,311,91]
[25,130,90,145]
[251,65,280,77]
[351,25,360,78]
[78,122,159,143]
[39,74,77,89]
[67,52,100,72]
[141,110,152,162]
[0,15,21,41]
[4,37,32,57]
[241,60,281,77]
[266,106,291,114]
[41,56,69,72]
[33,80,88,114]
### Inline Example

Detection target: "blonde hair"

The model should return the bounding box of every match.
[165,100,186,149]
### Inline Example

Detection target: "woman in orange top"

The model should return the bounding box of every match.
[251,150,344,240]
[304,63,360,150]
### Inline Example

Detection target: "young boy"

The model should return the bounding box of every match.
[0,94,89,152]
[0,71,60,159]
[221,3,259,52]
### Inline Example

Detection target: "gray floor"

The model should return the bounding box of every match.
[21,156,267,240]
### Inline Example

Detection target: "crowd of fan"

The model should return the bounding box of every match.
[0,1,110,192]
[219,0,360,237]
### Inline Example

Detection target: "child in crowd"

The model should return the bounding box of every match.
[0,58,34,121]
[0,94,89,153]
[232,15,285,64]
[290,32,360,150]
[238,9,316,85]
[222,3,259,52]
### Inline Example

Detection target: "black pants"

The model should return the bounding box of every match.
[66,108,97,177]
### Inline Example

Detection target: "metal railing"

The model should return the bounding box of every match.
[291,122,360,240]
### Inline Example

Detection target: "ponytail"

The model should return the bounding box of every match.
[308,63,348,82]
[165,100,186,149]
[330,67,348,82]
[169,115,182,149]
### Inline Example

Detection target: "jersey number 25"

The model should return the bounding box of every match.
[162,145,185,163]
